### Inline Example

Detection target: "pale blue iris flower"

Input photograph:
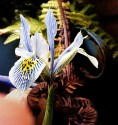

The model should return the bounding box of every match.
[9,9,98,91]
[9,15,48,91]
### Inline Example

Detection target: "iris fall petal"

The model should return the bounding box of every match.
[9,57,46,91]
[77,48,98,68]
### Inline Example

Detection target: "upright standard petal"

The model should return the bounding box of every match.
[19,14,32,52]
[45,9,57,41]
[45,9,57,76]
[53,31,84,71]
[31,32,49,64]
[9,57,46,91]
[77,48,98,68]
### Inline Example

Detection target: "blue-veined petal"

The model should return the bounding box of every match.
[53,49,77,76]
[15,47,34,59]
[67,31,83,50]
[45,9,57,41]
[20,14,32,52]
[53,31,84,71]
[9,57,46,91]
[31,31,49,64]
[77,48,98,68]
[45,9,57,76]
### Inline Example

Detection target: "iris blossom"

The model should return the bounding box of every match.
[9,9,98,91]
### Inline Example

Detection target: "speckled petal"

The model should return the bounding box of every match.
[9,57,46,91]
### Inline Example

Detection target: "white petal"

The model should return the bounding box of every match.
[53,49,77,76]
[77,48,98,68]
[31,32,49,64]
[63,31,84,52]
[15,48,34,59]
[9,57,46,91]
[72,31,84,48]
[53,31,84,70]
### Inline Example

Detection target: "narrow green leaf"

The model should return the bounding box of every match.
[42,84,54,125]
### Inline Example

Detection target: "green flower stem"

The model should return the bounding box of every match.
[42,84,54,125]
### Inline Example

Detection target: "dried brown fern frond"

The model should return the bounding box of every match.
[27,82,48,116]
[61,69,84,95]
[27,80,97,125]
[54,96,97,125]
[53,63,84,95]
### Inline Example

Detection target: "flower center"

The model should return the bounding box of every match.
[20,58,38,73]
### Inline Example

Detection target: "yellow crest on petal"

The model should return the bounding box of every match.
[20,58,39,73]
[9,57,46,91]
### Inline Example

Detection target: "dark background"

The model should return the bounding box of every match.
[82,2,118,125]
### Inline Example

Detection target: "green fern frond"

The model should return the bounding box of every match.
[39,0,118,60]
[79,4,95,14]
[67,2,118,60]
[40,0,70,10]
[0,22,20,35]
[4,33,20,44]
[0,17,45,44]
[27,17,45,34]
[113,51,118,59]
[0,0,117,60]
